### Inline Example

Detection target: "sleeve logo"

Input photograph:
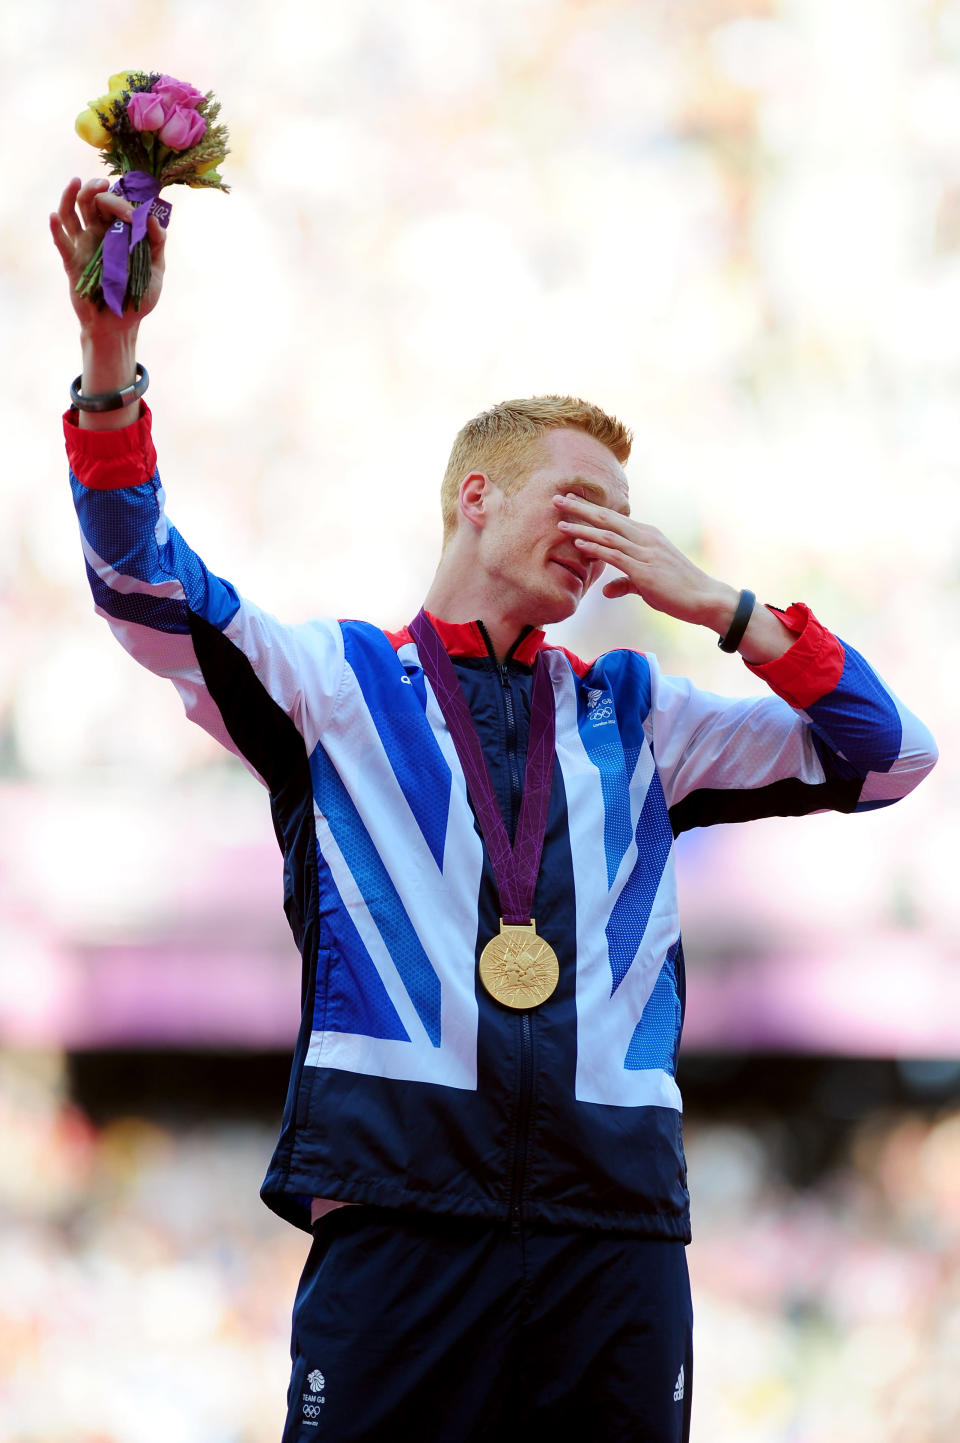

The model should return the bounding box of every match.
[301,1368,327,1423]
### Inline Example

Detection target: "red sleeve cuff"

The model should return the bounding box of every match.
[745,602,846,710]
[63,401,157,490]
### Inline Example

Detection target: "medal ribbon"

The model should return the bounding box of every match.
[101,171,173,317]
[408,609,556,925]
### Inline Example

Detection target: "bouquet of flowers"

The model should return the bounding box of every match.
[74,70,229,315]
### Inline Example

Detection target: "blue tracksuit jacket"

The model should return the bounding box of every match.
[65,405,938,1240]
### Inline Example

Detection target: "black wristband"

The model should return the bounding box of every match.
[70,362,149,413]
[718,589,756,653]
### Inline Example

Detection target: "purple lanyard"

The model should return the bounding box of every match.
[408,609,556,925]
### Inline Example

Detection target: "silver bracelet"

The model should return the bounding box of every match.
[70,362,149,413]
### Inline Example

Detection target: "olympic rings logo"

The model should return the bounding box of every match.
[303,1403,324,1418]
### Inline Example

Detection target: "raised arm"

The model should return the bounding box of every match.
[52,177,345,784]
[50,176,166,431]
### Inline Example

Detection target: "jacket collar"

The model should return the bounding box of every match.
[388,611,547,665]
[425,611,546,665]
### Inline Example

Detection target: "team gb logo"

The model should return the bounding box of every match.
[586,688,614,723]
[307,1370,325,1393]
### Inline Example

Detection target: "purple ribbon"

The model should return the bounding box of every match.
[409,609,556,925]
[101,171,172,316]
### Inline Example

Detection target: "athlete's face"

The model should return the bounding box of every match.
[482,428,630,626]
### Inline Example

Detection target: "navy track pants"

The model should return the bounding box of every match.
[282,1207,693,1442]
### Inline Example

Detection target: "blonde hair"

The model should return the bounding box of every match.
[440,395,632,547]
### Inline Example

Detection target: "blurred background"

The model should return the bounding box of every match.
[1,0,958,1439]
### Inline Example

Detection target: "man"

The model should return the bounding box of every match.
[52,178,936,1443]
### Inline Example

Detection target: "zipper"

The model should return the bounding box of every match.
[475,620,531,841]
[509,1011,534,1232]
[498,662,523,837]
[474,619,537,1233]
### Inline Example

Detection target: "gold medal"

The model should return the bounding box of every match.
[479,920,559,1010]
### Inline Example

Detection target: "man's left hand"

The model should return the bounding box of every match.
[553,492,798,663]
[553,492,737,632]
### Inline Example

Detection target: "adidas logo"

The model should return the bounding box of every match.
[673,1365,684,1402]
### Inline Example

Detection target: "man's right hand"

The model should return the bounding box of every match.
[50,177,167,428]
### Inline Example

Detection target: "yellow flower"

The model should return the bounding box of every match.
[88,90,121,117]
[107,69,139,92]
[75,107,111,148]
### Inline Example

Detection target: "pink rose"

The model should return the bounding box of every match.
[126,91,167,132]
[158,104,207,150]
[154,75,205,110]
